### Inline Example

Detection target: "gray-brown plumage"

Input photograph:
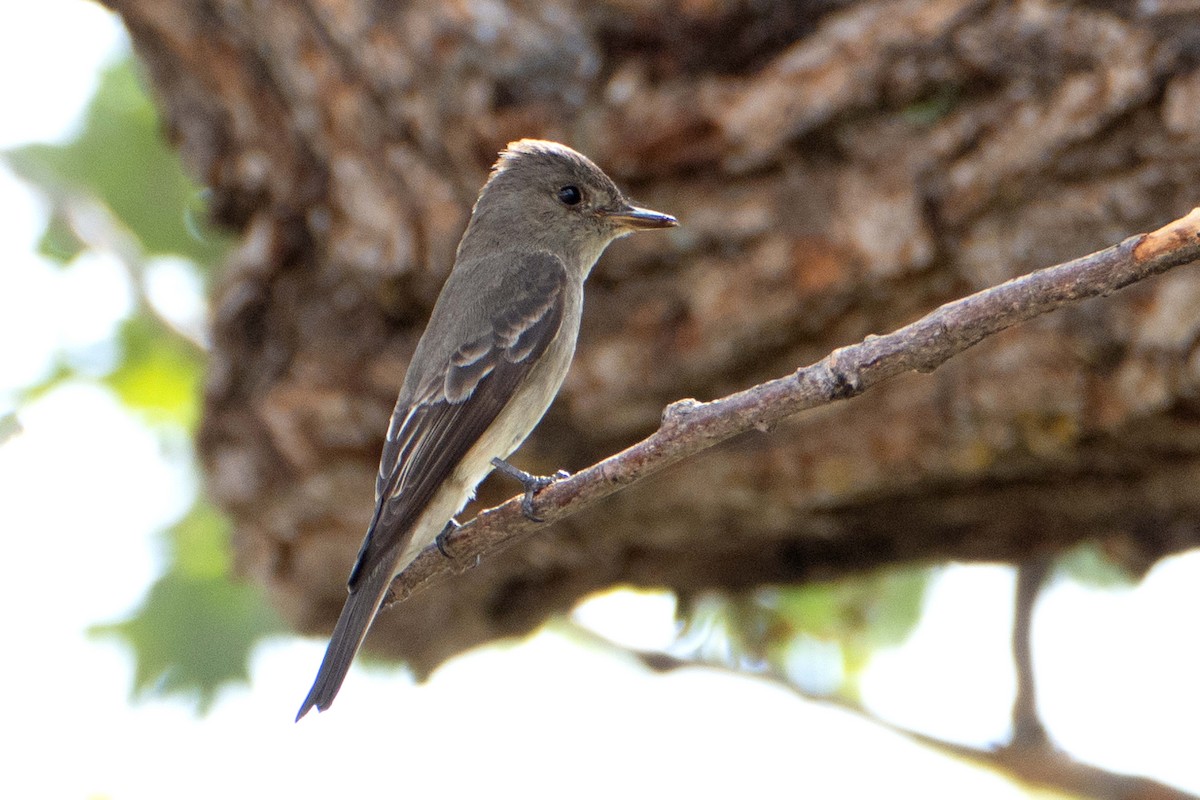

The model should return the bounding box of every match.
[296,140,676,719]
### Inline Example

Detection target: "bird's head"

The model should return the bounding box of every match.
[460,139,676,270]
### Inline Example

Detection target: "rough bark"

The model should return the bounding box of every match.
[104,0,1200,676]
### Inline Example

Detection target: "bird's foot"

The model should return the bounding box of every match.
[435,517,461,558]
[490,457,570,522]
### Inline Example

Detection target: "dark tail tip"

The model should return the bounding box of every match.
[294,627,360,722]
[296,667,344,721]
[294,563,393,721]
[295,693,322,722]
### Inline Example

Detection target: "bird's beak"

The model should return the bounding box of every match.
[603,203,678,230]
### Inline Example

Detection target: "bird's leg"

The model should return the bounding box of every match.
[490,457,570,522]
[435,517,461,558]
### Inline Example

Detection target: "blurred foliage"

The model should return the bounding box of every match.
[0,411,21,447]
[18,302,205,429]
[6,56,226,425]
[6,59,226,268]
[37,205,86,262]
[1055,542,1137,589]
[4,54,278,713]
[680,566,930,699]
[106,314,203,428]
[91,500,285,713]
[682,544,1134,702]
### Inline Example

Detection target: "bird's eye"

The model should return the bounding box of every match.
[557,185,582,206]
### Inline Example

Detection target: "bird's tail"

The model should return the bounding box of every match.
[295,561,394,721]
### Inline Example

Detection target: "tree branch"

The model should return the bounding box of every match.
[1011,558,1051,748]
[560,622,1199,800]
[386,208,1200,606]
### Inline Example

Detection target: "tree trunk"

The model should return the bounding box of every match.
[105,0,1200,675]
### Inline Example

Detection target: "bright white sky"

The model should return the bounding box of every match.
[3,3,1200,798]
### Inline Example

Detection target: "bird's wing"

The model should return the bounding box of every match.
[348,250,568,589]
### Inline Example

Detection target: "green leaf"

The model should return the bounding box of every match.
[92,571,282,713]
[171,499,234,579]
[5,57,228,270]
[90,500,285,713]
[773,567,929,650]
[1055,542,1136,589]
[103,315,203,428]
[36,207,86,262]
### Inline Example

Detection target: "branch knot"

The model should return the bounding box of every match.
[662,397,703,430]
[825,349,863,400]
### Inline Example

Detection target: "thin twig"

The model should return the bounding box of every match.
[1011,558,1051,748]
[63,195,209,353]
[387,208,1200,604]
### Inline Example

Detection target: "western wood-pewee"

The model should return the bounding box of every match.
[297,139,676,719]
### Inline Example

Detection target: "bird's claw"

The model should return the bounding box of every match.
[520,476,554,522]
[436,517,461,558]
[490,457,570,522]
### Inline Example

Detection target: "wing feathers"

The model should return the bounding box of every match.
[349,251,568,591]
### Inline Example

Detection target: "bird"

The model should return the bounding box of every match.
[296,139,676,719]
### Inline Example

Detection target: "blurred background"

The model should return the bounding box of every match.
[5,2,1200,798]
